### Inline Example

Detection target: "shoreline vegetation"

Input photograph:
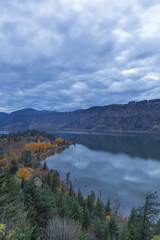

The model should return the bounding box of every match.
[0,130,160,240]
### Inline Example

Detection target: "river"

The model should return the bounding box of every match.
[45,131,160,216]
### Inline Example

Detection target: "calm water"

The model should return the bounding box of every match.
[1,130,160,216]
[45,132,160,216]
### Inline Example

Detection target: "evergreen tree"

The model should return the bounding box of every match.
[77,188,85,207]
[55,193,70,217]
[109,215,119,240]
[94,197,104,219]
[90,190,96,204]
[23,177,55,230]
[43,161,48,171]
[138,191,160,240]
[93,217,103,239]
[10,160,18,175]
[52,170,60,193]
[21,150,32,167]
[21,177,25,189]
[69,182,75,197]
[65,172,71,186]
[120,225,129,240]
[76,232,88,240]
[87,194,94,213]
[103,222,110,240]
[128,224,137,240]
[128,207,138,229]
[0,172,19,225]
[69,197,83,224]
[128,208,138,240]
[82,205,91,230]
[154,219,160,236]
[106,199,111,215]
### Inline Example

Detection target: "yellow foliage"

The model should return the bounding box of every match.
[52,144,58,148]
[106,215,111,221]
[55,137,63,145]
[24,141,52,154]
[19,168,30,179]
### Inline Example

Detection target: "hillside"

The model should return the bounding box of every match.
[1,99,160,131]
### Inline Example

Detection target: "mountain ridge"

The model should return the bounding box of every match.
[1,99,160,131]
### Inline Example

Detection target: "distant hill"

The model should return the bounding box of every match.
[1,99,160,131]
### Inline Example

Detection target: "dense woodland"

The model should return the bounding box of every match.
[0,130,160,240]
[2,99,160,132]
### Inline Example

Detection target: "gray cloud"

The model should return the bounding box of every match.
[0,0,160,112]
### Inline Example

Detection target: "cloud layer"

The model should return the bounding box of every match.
[0,0,160,112]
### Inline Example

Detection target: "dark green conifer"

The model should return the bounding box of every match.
[106,199,111,215]
[94,197,104,219]
[9,159,18,175]
[120,225,129,240]
[109,215,119,240]
[93,216,103,239]
[0,172,19,225]
[82,205,91,230]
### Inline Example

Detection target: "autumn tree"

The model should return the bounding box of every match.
[20,168,30,179]
[55,137,64,145]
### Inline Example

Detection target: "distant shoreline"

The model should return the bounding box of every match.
[1,128,160,135]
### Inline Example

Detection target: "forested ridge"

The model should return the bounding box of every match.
[1,99,160,132]
[0,130,160,240]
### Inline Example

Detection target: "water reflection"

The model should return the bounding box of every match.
[45,142,160,216]
[52,132,160,215]
[55,132,160,161]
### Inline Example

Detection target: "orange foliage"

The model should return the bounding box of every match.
[20,168,30,179]
[52,144,58,148]
[24,141,52,154]
[106,215,111,221]
[55,137,63,145]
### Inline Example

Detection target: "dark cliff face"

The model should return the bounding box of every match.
[1,99,160,131]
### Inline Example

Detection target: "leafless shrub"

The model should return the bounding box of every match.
[43,216,81,240]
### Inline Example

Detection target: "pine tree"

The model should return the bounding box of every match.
[109,215,119,240]
[93,217,103,239]
[103,223,110,240]
[52,170,60,193]
[106,199,111,215]
[23,177,55,229]
[87,194,94,213]
[69,182,75,197]
[43,161,48,171]
[77,188,85,207]
[128,207,138,229]
[0,172,19,225]
[154,219,160,236]
[94,197,104,219]
[128,224,137,240]
[69,197,83,224]
[65,172,71,186]
[120,225,129,240]
[10,160,18,175]
[82,205,91,230]
[138,191,160,240]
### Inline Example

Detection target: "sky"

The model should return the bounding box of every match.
[0,0,160,112]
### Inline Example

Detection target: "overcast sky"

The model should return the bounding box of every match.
[0,0,160,112]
